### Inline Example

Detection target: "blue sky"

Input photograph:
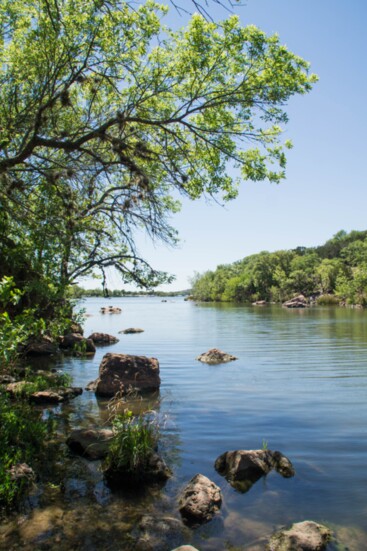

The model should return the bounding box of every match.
[85,0,367,291]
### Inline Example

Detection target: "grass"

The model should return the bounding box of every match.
[10,369,72,398]
[105,409,159,475]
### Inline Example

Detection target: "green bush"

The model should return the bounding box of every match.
[317,294,340,306]
[10,370,72,399]
[0,392,53,509]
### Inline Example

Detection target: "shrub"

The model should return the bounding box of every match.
[105,409,159,475]
[317,294,340,306]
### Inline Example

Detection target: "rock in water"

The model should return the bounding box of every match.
[87,332,119,345]
[215,449,295,493]
[282,294,308,308]
[93,353,160,397]
[196,348,237,365]
[266,520,332,550]
[66,428,114,460]
[179,473,222,526]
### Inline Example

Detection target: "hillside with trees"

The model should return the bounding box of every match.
[191,230,367,306]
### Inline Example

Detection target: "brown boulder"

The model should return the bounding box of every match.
[104,452,171,488]
[179,474,222,526]
[24,336,58,356]
[94,353,161,397]
[267,520,332,551]
[29,387,83,404]
[215,449,295,493]
[59,333,96,354]
[66,428,114,460]
[87,332,119,345]
[196,348,237,365]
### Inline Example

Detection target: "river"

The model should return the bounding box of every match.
[1,297,367,550]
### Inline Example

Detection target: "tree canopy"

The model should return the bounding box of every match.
[190,230,367,305]
[0,0,316,315]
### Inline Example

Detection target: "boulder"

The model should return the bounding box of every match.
[100,306,122,314]
[23,336,58,356]
[215,449,295,493]
[119,328,144,334]
[282,294,308,309]
[137,515,188,551]
[178,474,222,526]
[66,428,114,460]
[8,463,35,491]
[0,374,16,385]
[104,452,171,488]
[59,333,96,354]
[93,353,161,397]
[29,387,83,404]
[196,348,237,365]
[267,520,332,551]
[87,332,119,345]
[252,300,267,306]
[171,547,200,551]
[69,322,84,335]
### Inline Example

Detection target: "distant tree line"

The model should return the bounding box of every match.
[68,286,190,298]
[191,230,367,306]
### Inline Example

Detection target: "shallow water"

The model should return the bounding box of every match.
[1,298,367,550]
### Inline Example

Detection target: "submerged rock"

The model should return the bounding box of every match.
[119,328,144,334]
[137,515,189,551]
[66,428,114,460]
[87,332,119,345]
[196,348,238,365]
[178,473,222,526]
[104,452,171,489]
[59,333,96,354]
[267,520,332,551]
[282,294,308,309]
[215,449,295,493]
[93,353,161,397]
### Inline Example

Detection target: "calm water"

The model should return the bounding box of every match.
[2,297,367,550]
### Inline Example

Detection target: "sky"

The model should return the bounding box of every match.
[84,0,367,291]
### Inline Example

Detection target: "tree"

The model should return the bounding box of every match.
[0,0,317,314]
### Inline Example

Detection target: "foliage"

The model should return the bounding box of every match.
[0,391,53,509]
[9,370,72,399]
[191,229,367,306]
[105,409,159,475]
[0,0,316,312]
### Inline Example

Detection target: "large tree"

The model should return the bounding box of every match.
[0,0,316,313]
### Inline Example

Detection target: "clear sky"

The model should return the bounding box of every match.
[84,0,367,291]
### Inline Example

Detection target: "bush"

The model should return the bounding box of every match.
[105,409,159,476]
[0,392,53,509]
[10,370,72,399]
[317,294,340,306]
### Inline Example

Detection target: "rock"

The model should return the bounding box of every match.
[29,387,83,404]
[69,322,84,335]
[104,452,171,488]
[137,515,188,551]
[252,300,267,306]
[23,336,58,356]
[85,380,98,391]
[100,306,122,314]
[0,374,16,385]
[119,328,144,334]
[6,381,29,396]
[282,294,308,309]
[66,428,114,460]
[93,353,161,397]
[267,520,332,551]
[196,348,237,365]
[9,462,35,482]
[59,333,96,354]
[171,547,200,551]
[178,474,222,526]
[87,332,119,345]
[215,449,295,493]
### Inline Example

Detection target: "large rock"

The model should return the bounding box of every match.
[59,333,96,354]
[178,474,222,526]
[66,428,114,460]
[23,336,58,356]
[196,348,238,365]
[93,353,161,397]
[267,520,332,551]
[137,515,189,551]
[87,332,119,345]
[104,452,171,488]
[283,294,308,308]
[215,449,295,493]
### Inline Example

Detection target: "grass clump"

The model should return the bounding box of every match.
[105,409,159,475]
[317,294,340,306]
[10,370,72,399]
